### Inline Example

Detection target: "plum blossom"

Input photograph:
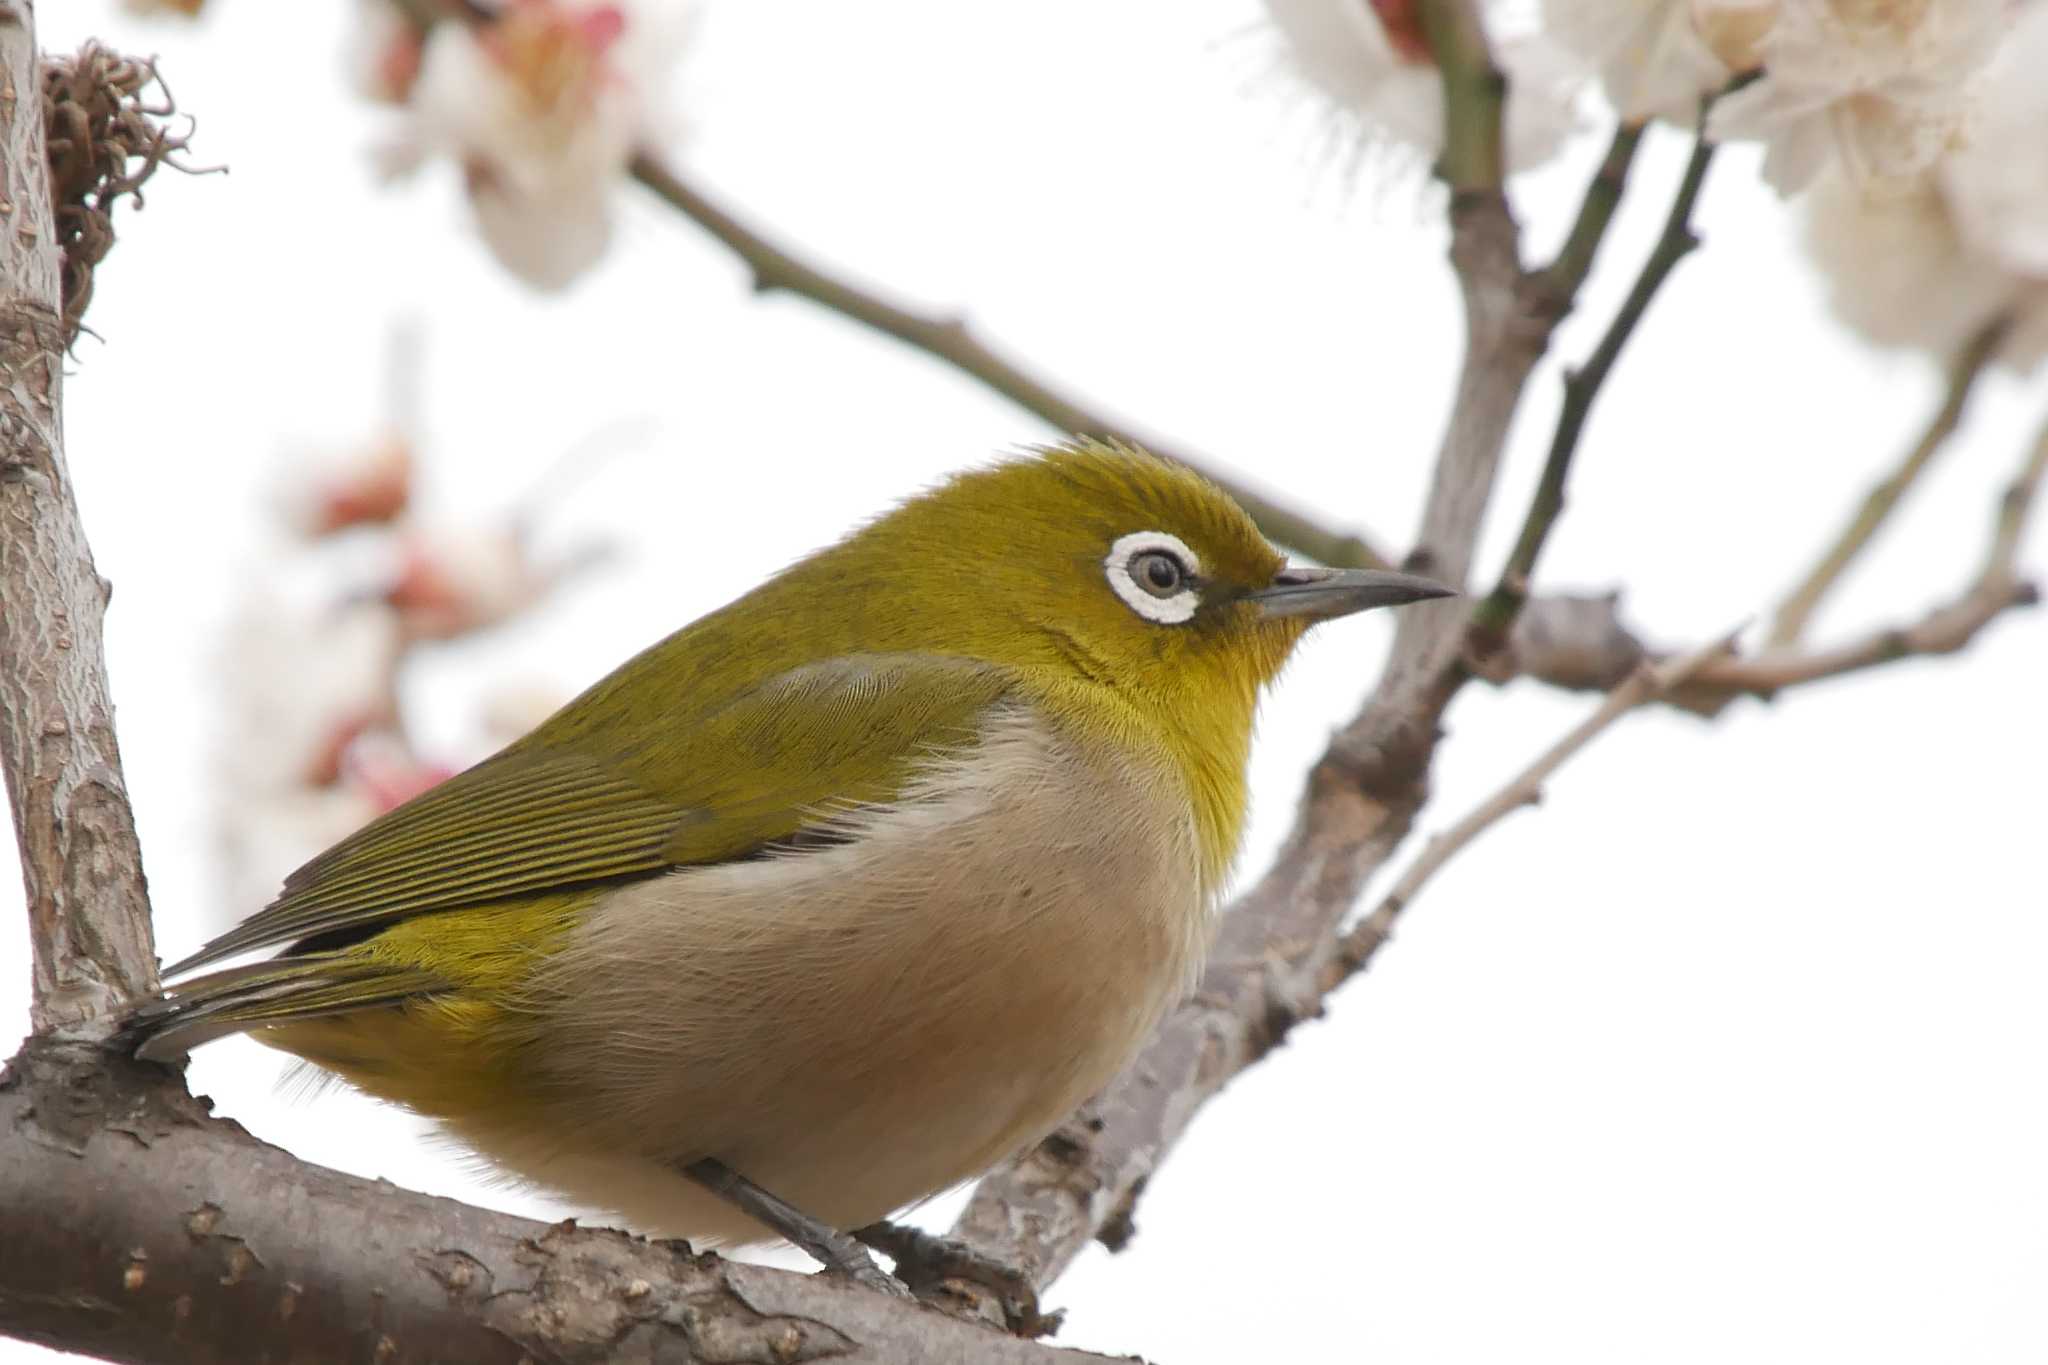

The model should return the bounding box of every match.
[120,0,206,17]
[272,434,414,538]
[1803,173,2040,362]
[385,0,682,290]
[1936,3,2048,281]
[1543,0,1731,124]
[1709,0,2009,194]
[211,599,403,924]
[382,524,610,642]
[349,0,428,106]
[1803,4,2048,372]
[1255,0,1581,178]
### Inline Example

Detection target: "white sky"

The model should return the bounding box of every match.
[7,2,2047,1362]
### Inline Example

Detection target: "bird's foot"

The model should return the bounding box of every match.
[854,1220,1060,1338]
[679,1158,907,1298]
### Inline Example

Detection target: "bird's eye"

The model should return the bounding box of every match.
[1104,531,1201,624]
[1130,549,1186,598]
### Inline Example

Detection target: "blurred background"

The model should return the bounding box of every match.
[7,1,2047,1360]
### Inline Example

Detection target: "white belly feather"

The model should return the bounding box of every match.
[458,703,1212,1242]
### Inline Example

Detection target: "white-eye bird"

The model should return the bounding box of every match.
[128,441,1451,1273]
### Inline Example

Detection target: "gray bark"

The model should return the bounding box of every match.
[0,0,158,1038]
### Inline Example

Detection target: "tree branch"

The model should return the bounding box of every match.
[939,30,2035,1294]
[1765,312,2012,647]
[949,0,1564,1291]
[1320,388,2044,1136]
[0,1039,1121,1365]
[1688,411,2042,695]
[1480,407,2045,712]
[0,2,157,1036]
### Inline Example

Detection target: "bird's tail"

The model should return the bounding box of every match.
[121,954,445,1063]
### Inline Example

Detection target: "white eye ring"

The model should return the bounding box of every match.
[1105,531,1201,624]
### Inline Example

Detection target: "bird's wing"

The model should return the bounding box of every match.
[169,653,1015,974]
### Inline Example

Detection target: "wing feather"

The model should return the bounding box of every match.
[166,653,1013,975]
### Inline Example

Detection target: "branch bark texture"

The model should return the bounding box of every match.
[0,0,156,1036]
[0,1039,1121,1365]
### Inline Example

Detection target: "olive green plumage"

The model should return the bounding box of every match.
[127,439,1450,1243]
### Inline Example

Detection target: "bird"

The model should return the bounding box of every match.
[126,439,1452,1281]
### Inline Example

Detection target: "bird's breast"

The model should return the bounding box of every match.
[520,702,1211,1232]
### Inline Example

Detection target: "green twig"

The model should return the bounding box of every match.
[1418,0,1506,194]
[1765,312,2012,646]
[1532,122,1646,308]
[1471,109,1726,640]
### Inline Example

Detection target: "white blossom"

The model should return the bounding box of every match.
[211,599,400,925]
[1710,0,2008,194]
[387,0,683,290]
[1936,1,2048,279]
[477,684,571,747]
[1801,1,2048,370]
[269,433,413,538]
[1543,0,1731,124]
[119,0,205,17]
[1691,0,1780,72]
[382,526,607,642]
[1804,172,2020,356]
[347,0,426,106]
[1255,0,1581,178]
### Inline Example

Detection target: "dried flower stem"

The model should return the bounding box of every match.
[41,43,200,344]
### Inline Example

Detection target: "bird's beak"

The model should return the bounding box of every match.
[1250,565,1458,621]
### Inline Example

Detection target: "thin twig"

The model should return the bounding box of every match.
[1473,101,1726,643]
[1688,408,2044,697]
[1987,411,2048,572]
[1328,627,1744,986]
[1765,312,2013,647]
[1495,414,2045,712]
[625,155,1389,570]
[1419,0,1506,193]
[1531,122,1646,307]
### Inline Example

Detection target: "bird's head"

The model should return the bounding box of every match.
[842,440,1454,715]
